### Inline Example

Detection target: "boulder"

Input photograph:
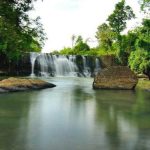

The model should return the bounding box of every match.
[137,74,149,79]
[93,66,138,90]
[0,77,56,92]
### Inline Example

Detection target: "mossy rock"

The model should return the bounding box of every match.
[93,66,138,90]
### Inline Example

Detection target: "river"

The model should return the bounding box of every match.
[0,77,150,150]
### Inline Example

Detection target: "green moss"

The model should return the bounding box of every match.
[136,79,150,90]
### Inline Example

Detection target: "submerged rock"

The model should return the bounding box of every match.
[93,66,138,90]
[0,77,56,93]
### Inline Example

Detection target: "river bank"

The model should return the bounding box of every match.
[136,79,150,91]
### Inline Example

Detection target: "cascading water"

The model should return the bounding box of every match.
[30,52,39,77]
[37,53,51,77]
[35,54,78,77]
[30,53,101,77]
[53,55,78,76]
[82,56,91,77]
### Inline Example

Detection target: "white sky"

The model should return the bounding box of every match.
[31,0,142,52]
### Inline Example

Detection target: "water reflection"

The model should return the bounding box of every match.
[94,89,150,150]
[0,77,150,150]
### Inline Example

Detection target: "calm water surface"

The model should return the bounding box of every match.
[0,77,150,150]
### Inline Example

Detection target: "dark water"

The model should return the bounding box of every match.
[0,77,150,150]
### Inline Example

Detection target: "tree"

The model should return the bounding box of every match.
[73,36,90,54]
[140,0,150,10]
[107,0,135,64]
[95,23,115,53]
[129,49,150,79]
[107,0,135,36]
[0,0,46,60]
[71,34,76,48]
[59,47,74,55]
[128,19,150,79]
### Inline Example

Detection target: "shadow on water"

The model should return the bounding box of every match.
[0,77,150,150]
[0,91,37,150]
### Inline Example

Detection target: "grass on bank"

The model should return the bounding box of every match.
[136,79,150,90]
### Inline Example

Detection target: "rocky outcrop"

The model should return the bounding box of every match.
[93,66,138,90]
[0,77,56,92]
[0,53,31,76]
[100,55,116,68]
[137,74,149,79]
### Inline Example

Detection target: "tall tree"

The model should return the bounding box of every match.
[107,0,135,36]
[71,34,76,48]
[107,0,135,64]
[73,35,90,52]
[95,23,115,53]
[0,0,46,59]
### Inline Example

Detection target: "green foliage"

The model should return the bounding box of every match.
[140,0,150,10]
[0,0,46,60]
[51,50,60,55]
[129,49,150,73]
[96,23,115,52]
[135,19,150,51]
[107,0,135,64]
[59,35,91,55]
[137,80,150,90]
[128,19,150,78]
[107,0,135,35]
[59,47,74,55]
[73,36,90,53]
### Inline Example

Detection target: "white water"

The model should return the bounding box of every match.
[82,56,91,77]
[30,52,39,77]
[53,55,78,77]
[30,53,101,77]
[35,54,78,77]
[37,54,51,77]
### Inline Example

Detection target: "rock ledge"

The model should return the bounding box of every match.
[0,77,56,92]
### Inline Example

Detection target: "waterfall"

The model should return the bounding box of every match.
[30,52,39,77]
[53,55,78,77]
[30,53,101,77]
[37,53,51,77]
[35,54,78,77]
[82,56,91,77]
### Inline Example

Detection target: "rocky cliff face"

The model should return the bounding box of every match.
[0,53,31,76]
[93,66,138,90]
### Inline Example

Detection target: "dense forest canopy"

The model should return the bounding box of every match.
[0,0,46,59]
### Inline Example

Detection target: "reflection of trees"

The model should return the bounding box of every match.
[68,85,94,122]
[94,90,136,150]
[94,90,136,125]
[130,90,150,128]
[0,91,36,150]
[94,89,150,150]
